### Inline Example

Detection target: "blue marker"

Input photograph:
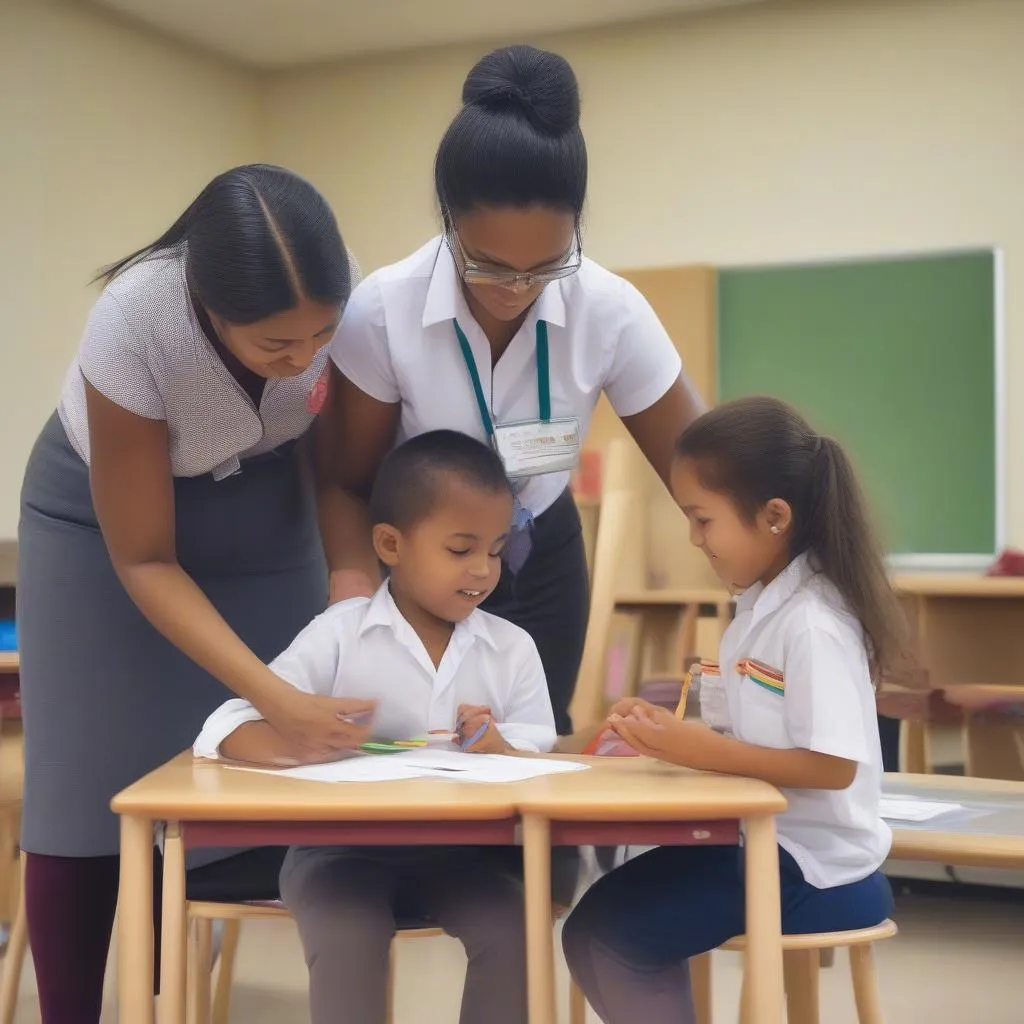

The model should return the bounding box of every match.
[461,719,490,750]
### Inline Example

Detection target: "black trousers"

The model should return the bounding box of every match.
[483,488,589,735]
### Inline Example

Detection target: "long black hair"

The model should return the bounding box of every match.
[434,45,588,228]
[676,396,906,681]
[96,164,351,324]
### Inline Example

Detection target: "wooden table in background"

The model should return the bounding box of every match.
[887,772,1024,869]
[893,575,1024,777]
[112,753,787,1024]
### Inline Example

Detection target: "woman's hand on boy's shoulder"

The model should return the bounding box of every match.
[329,569,378,605]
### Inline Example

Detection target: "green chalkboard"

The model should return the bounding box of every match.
[718,252,997,556]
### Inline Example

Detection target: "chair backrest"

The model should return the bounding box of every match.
[570,440,646,728]
[569,264,722,729]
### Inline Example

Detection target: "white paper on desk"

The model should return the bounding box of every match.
[385,749,589,783]
[879,796,963,822]
[228,758,429,784]
[225,751,589,785]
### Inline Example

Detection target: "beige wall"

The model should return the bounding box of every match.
[3,0,1022,548]
[265,0,1024,543]
[0,0,261,538]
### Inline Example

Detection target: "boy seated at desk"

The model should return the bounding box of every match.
[194,429,575,1024]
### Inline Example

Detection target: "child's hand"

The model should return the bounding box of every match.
[608,696,662,719]
[457,704,511,754]
[608,704,692,760]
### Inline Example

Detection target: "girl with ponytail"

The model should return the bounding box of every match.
[562,396,905,1024]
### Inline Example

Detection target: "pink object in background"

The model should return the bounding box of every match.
[570,449,602,499]
[583,727,639,757]
[987,549,1024,577]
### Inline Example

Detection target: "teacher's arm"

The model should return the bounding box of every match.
[313,363,399,603]
[86,381,367,758]
[621,372,705,489]
[606,279,708,489]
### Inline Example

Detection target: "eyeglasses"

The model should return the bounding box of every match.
[446,228,583,293]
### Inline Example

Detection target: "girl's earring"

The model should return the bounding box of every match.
[770,525,781,535]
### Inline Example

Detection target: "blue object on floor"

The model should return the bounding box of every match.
[0,620,15,652]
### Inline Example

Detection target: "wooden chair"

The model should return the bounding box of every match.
[0,691,25,1024]
[0,859,25,1024]
[569,437,729,732]
[716,919,897,1024]
[940,684,1024,781]
[186,898,586,1024]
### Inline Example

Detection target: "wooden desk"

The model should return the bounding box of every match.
[112,753,787,1024]
[886,773,1024,869]
[517,758,787,1024]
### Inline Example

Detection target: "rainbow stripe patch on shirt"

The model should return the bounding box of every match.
[698,659,721,677]
[737,658,785,696]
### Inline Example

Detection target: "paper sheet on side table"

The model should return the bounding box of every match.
[230,750,589,784]
[879,795,964,822]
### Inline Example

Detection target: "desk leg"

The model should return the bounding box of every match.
[119,814,155,1024]
[743,814,783,1024]
[160,822,187,1024]
[522,814,556,1024]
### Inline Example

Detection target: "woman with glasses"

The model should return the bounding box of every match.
[318,44,704,735]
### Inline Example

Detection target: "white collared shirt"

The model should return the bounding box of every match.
[711,554,891,889]
[194,584,557,759]
[330,238,682,516]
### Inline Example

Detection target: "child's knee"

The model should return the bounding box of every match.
[560,905,590,971]
[450,880,526,956]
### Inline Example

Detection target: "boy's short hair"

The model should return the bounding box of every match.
[369,430,512,530]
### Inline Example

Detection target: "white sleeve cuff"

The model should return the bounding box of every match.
[193,699,265,760]
[497,725,557,754]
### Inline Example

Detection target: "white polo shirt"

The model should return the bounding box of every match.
[712,554,891,889]
[331,238,682,517]
[194,582,557,758]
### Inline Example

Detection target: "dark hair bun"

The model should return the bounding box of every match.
[462,45,580,136]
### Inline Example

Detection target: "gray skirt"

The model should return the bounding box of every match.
[17,414,328,856]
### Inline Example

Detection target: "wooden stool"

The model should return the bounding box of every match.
[715,919,897,1024]
[185,900,587,1024]
[0,855,26,1024]
[185,900,444,1024]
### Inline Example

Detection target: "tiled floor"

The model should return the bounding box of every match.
[6,886,1023,1023]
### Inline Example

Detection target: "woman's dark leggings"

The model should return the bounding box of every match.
[23,846,285,1023]
[24,851,161,1024]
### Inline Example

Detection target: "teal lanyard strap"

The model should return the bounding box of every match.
[536,320,551,422]
[454,320,495,437]
[453,319,551,435]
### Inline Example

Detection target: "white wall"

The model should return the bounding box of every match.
[264,0,1024,541]
[0,0,261,539]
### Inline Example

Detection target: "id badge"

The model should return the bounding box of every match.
[492,417,581,479]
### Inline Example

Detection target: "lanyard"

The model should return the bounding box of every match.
[453,319,550,437]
